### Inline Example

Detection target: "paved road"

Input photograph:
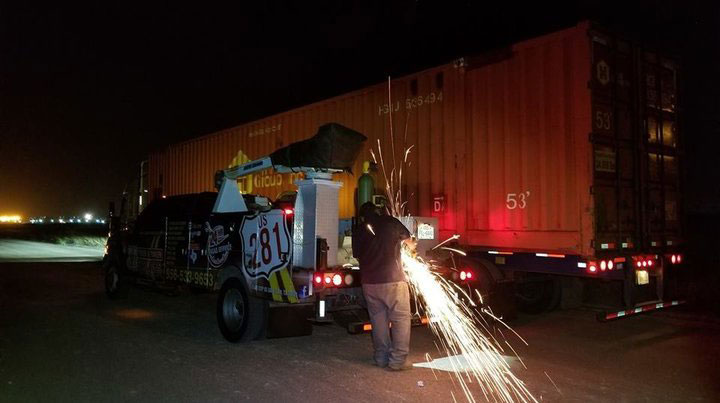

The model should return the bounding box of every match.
[1,262,718,402]
[0,239,104,262]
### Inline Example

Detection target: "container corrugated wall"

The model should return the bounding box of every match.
[462,23,593,255]
[147,63,464,220]
[147,22,595,255]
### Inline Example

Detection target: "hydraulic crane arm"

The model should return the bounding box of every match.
[212,123,367,214]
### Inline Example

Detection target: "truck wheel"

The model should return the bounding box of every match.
[217,278,267,342]
[104,258,129,299]
[516,276,560,314]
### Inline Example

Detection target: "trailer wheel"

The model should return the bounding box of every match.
[217,278,267,342]
[104,257,128,299]
[516,276,560,314]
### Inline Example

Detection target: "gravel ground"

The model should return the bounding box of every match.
[1,261,719,402]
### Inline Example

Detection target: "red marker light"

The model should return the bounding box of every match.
[677,255,682,263]
[284,208,294,215]
[647,259,653,267]
[637,261,642,268]
[466,271,473,279]
[600,261,607,271]
[589,265,597,273]
[642,261,647,267]
[671,255,677,264]
[460,271,467,281]
[314,275,322,284]
[608,260,614,270]
[332,274,342,286]
[324,276,331,284]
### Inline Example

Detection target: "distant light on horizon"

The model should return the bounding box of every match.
[0,215,22,223]
[84,213,93,221]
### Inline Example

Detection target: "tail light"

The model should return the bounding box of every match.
[459,269,474,282]
[313,271,355,288]
[596,259,617,272]
[283,208,294,215]
[671,254,677,264]
[633,256,657,269]
[588,264,597,273]
[332,274,342,286]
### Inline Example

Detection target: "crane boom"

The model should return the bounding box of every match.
[212,123,367,214]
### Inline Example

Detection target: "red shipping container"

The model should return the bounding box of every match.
[147,21,682,259]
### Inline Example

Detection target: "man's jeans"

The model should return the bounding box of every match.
[362,281,411,367]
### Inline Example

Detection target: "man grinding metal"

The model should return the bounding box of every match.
[353,202,417,371]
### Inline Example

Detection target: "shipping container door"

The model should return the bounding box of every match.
[590,30,641,255]
[640,51,681,251]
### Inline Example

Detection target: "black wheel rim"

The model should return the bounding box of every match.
[517,281,545,303]
[223,288,245,332]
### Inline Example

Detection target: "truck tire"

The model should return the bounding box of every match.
[217,278,267,342]
[516,275,560,314]
[104,257,129,299]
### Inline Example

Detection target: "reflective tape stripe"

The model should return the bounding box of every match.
[279,269,298,303]
[268,272,284,302]
[602,300,686,321]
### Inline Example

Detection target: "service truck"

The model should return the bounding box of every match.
[105,123,459,341]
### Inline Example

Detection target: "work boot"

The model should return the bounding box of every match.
[386,362,412,371]
[373,360,388,368]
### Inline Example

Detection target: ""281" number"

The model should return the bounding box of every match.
[249,222,283,266]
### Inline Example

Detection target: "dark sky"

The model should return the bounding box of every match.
[1,1,718,217]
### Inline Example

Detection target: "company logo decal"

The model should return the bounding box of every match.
[206,223,231,268]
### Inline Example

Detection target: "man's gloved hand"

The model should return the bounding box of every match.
[402,237,418,258]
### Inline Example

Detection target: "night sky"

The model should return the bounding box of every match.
[1,1,718,218]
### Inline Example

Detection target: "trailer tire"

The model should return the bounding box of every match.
[104,256,129,299]
[217,278,267,342]
[516,275,560,314]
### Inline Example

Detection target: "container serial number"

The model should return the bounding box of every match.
[378,92,443,116]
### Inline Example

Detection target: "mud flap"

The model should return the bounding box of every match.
[266,304,314,338]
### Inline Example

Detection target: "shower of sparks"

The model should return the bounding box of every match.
[402,251,536,403]
[370,78,536,402]
[440,246,468,256]
[432,234,461,251]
